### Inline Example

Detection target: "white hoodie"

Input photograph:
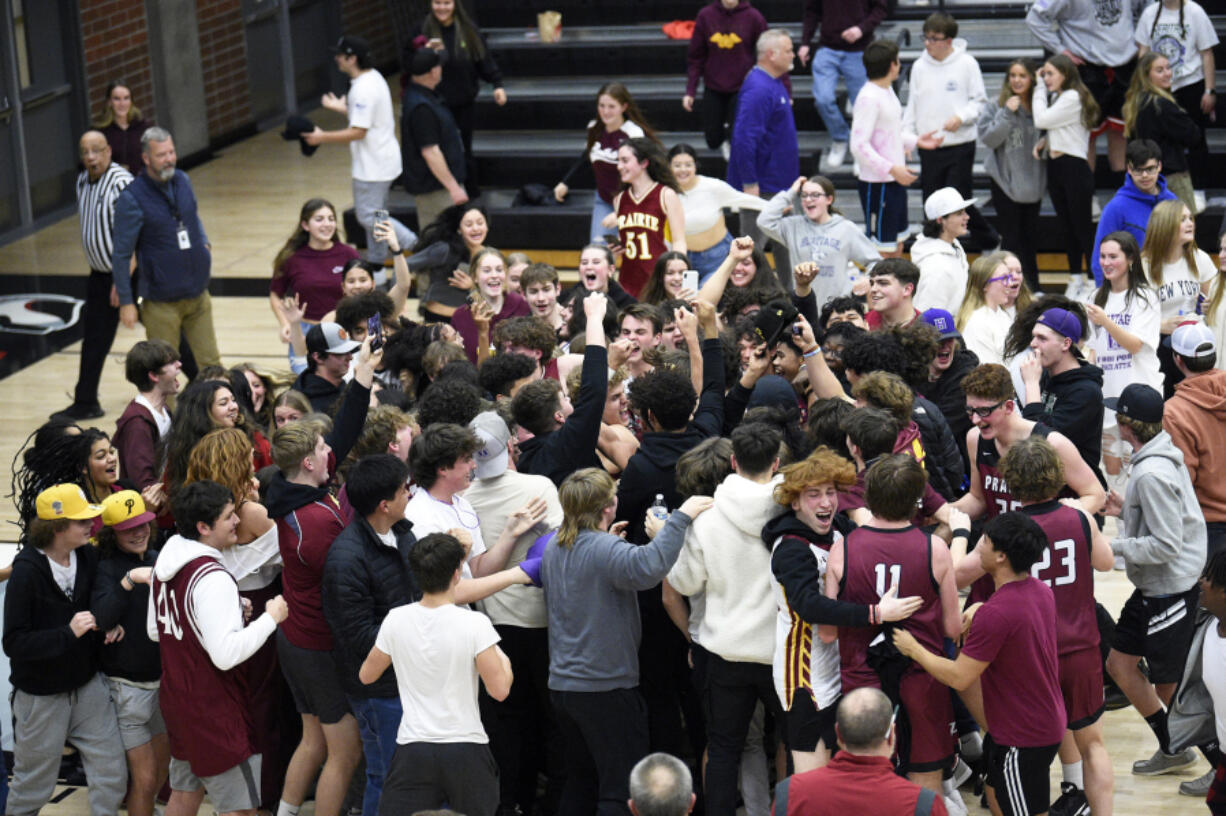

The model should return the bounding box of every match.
[911,235,969,315]
[667,473,786,665]
[146,534,278,671]
[902,38,986,148]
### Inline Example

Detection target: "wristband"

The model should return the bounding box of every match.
[803,347,821,359]
[952,527,971,540]
[122,571,133,590]
[1207,90,1217,96]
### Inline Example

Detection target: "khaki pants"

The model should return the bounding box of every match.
[414,189,455,235]
[141,291,221,368]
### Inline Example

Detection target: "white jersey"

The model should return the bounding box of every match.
[769,532,842,711]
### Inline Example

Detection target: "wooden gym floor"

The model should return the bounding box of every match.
[0,115,1213,814]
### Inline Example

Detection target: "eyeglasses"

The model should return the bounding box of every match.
[986,273,1018,285]
[965,400,1007,419]
[923,35,949,43]
[1128,164,1161,176]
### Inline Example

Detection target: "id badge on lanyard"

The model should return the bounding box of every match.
[177,225,191,250]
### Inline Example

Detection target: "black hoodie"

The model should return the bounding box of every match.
[92,546,161,683]
[1022,359,1105,481]
[761,511,870,629]
[922,346,979,477]
[4,544,101,695]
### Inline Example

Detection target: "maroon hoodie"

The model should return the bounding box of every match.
[801,0,888,53]
[686,1,770,97]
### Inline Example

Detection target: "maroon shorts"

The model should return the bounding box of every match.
[1059,647,1105,730]
[901,670,955,771]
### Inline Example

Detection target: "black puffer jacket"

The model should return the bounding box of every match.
[913,394,966,501]
[321,516,419,699]
[922,346,979,478]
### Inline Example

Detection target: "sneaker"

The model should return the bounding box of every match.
[951,757,974,788]
[826,141,848,168]
[959,731,984,763]
[1049,782,1089,816]
[720,141,731,161]
[1132,748,1197,776]
[942,780,969,816]
[1091,195,1102,219]
[1179,768,1215,796]
[1103,683,1131,711]
[51,402,104,421]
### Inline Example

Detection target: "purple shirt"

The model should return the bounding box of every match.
[961,577,1066,747]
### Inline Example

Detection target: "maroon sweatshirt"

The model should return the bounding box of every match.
[686,1,770,97]
[801,0,888,52]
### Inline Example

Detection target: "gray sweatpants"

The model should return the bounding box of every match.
[353,178,417,264]
[8,672,128,816]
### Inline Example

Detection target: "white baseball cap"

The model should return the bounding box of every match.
[924,187,977,221]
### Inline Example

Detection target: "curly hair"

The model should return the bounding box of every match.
[184,427,254,508]
[960,363,1015,402]
[774,446,858,507]
[9,424,98,543]
[806,398,854,459]
[999,435,1065,504]
[492,315,557,359]
[628,368,697,431]
[840,332,908,379]
[889,320,941,391]
[415,377,484,430]
[479,353,539,399]
[335,291,396,336]
[851,371,914,425]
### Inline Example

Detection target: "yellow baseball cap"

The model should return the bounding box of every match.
[35,484,103,521]
[100,490,156,531]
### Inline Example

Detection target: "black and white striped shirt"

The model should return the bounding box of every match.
[77,163,134,273]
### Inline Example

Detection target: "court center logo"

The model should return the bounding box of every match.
[0,294,85,335]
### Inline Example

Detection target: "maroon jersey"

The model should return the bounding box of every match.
[837,525,945,691]
[1022,499,1098,655]
[153,556,255,777]
[970,422,1061,603]
[616,182,669,298]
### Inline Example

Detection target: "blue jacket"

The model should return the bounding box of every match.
[111,170,211,305]
[1091,175,1176,285]
[727,66,798,195]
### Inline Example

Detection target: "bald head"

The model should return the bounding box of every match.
[79,130,112,180]
[628,753,694,816]
[836,687,895,754]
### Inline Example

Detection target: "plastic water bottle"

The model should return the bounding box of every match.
[649,494,669,522]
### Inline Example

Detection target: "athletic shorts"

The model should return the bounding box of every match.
[1111,586,1199,684]
[169,754,261,814]
[858,181,909,248]
[901,670,955,771]
[276,629,351,724]
[984,735,1059,816]
[106,678,166,751]
[1079,59,1135,124]
[1058,647,1105,730]
[784,691,838,754]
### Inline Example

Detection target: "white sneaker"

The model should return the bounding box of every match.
[942,782,969,816]
[720,141,731,161]
[1091,196,1102,219]
[1063,273,1086,299]
[826,141,848,168]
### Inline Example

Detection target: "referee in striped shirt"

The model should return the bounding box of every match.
[53,131,134,421]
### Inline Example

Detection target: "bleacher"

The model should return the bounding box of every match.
[348,0,1226,269]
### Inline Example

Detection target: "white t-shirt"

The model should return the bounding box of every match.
[961,304,1015,367]
[1202,621,1226,747]
[42,549,77,596]
[1134,1,1219,90]
[1147,249,1216,323]
[405,490,487,578]
[348,69,402,183]
[1086,288,1163,404]
[375,602,500,744]
[134,394,171,438]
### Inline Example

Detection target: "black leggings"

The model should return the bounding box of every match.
[701,89,737,150]
[989,179,1042,292]
[1047,154,1095,275]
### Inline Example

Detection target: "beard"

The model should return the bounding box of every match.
[155,164,175,182]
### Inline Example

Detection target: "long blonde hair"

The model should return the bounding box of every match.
[1205,231,1226,327]
[1141,199,1197,287]
[956,252,1012,329]
[556,468,617,549]
[1123,52,1180,138]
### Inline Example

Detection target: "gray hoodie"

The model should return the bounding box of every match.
[1113,430,1206,595]
[757,190,882,307]
[978,100,1046,204]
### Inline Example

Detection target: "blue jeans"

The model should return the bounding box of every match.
[348,694,403,816]
[690,232,733,284]
[811,47,868,143]
[590,197,615,244]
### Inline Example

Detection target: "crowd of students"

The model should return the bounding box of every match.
[7,1,1226,816]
